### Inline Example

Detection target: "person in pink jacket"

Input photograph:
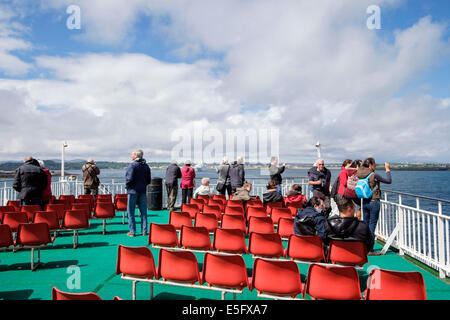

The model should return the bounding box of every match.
[181,160,196,204]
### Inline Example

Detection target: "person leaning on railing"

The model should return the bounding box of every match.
[357,158,392,251]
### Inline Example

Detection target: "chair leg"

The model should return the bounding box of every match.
[123,211,125,224]
[103,219,106,235]
[132,281,137,300]
[31,248,40,271]
[221,291,226,300]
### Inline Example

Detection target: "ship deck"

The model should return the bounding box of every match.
[0,209,448,301]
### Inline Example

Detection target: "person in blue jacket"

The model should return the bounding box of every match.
[125,149,151,237]
[294,196,328,243]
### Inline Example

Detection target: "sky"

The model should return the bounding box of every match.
[0,0,449,164]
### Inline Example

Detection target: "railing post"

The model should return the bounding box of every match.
[437,201,446,278]
[398,194,405,256]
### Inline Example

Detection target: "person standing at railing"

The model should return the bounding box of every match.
[38,160,52,209]
[357,158,392,249]
[125,149,151,237]
[82,158,100,198]
[230,156,245,194]
[216,158,232,198]
[269,156,286,195]
[13,156,48,207]
[308,159,332,214]
[181,160,195,204]
[165,160,181,211]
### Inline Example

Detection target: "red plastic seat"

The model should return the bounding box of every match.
[304,264,362,300]
[115,245,157,300]
[114,196,127,211]
[74,198,93,211]
[148,223,179,248]
[93,202,115,235]
[364,268,426,300]
[0,205,16,215]
[286,235,325,263]
[62,210,90,248]
[2,211,28,233]
[51,199,71,210]
[248,232,285,258]
[114,193,128,201]
[16,222,54,271]
[113,296,123,300]
[194,213,218,233]
[221,214,246,233]
[52,287,102,300]
[208,199,224,212]
[20,205,41,222]
[227,200,244,210]
[59,195,75,206]
[212,194,227,207]
[277,218,295,239]
[33,211,60,232]
[71,203,92,220]
[251,258,303,299]
[6,200,21,212]
[248,216,274,234]
[169,211,192,230]
[202,252,250,299]
[157,249,201,285]
[246,200,263,207]
[189,198,205,211]
[0,224,14,249]
[224,206,244,216]
[327,240,368,267]
[213,228,247,254]
[45,203,66,220]
[97,194,112,202]
[180,225,211,251]
[181,203,200,219]
[246,206,267,222]
[286,203,303,217]
[265,202,284,215]
[270,208,292,225]
[197,194,210,202]
[202,204,221,219]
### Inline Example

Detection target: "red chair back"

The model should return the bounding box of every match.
[0,224,14,249]
[327,240,368,267]
[213,228,247,254]
[148,223,179,248]
[16,222,53,247]
[97,194,112,202]
[71,203,91,219]
[114,197,127,211]
[189,198,205,211]
[157,249,200,284]
[197,194,210,202]
[6,200,21,212]
[33,211,60,231]
[248,232,284,258]
[248,216,274,234]
[265,202,284,215]
[59,195,75,206]
[181,203,200,219]
[304,264,362,300]
[3,212,28,232]
[116,245,157,279]
[169,211,192,230]
[180,225,211,251]
[52,199,71,210]
[202,252,249,291]
[62,210,89,230]
[246,206,267,222]
[202,205,221,219]
[365,269,426,300]
[194,213,218,233]
[251,258,303,299]
[224,206,244,216]
[221,214,246,233]
[46,204,66,220]
[270,208,292,224]
[227,200,243,210]
[277,218,295,239]
[286,235,325,263]
[208,199,224,212]
[21,205,42,222]
[94,202,115,219]
[52,287,102,300]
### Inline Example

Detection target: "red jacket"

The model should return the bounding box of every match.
[181,166,196,189]
[284,193,307,207]
[42,168,52,201]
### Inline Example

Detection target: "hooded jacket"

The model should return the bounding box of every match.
[13,159,48,200]
[262,190,283,205]
[229,161,245,189]
[325,216,374,251]
[165,163,182,187]
[285,190,307,207]
[337,167,357,198]
[125,158,151,194]
[181,166,196,189]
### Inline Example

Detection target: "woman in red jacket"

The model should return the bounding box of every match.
[181,160,196,204]
[337,159,361,218]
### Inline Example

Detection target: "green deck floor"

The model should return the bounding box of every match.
[0,209,448,300]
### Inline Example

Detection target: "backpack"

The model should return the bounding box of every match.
[355,172,374,199]
[295,214,319,236]
[343,174,358,198]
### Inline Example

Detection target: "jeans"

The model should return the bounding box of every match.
[182,188,193,204]
[362,199,381,240]
[127,193,148,235]
[276,184,282,195]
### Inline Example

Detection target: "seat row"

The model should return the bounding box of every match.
[116,245,427,300]
[149,223,369,268]
[51,287,122,300]
[170,210,295,238]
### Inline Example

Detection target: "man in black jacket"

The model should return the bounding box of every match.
[325,197,374,252]
[165,160,182,211]
[229,158,245,193]
[13,156,48,206]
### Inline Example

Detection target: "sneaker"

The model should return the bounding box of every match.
[127,232,135,237]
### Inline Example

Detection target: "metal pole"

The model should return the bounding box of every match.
[437,201,445,278]
[61,143,65,179]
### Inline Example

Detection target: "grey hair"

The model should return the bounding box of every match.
[237,156,244,164]
[132,149,144,158]
[38,159,44,167]
[201,177,210,184]
[270,156,278,163]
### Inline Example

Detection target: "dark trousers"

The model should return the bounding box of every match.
[20,197,42,207]
[166,185,178,210]
[182,188,193,204]
[84,186,98,198]
[220,184,233,198]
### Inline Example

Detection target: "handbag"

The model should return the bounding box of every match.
[216,181,225,192]
[295,214,318,236]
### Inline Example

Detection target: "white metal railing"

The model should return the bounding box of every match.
[1,176,449,278]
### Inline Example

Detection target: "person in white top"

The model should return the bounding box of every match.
[194,177,213,198]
